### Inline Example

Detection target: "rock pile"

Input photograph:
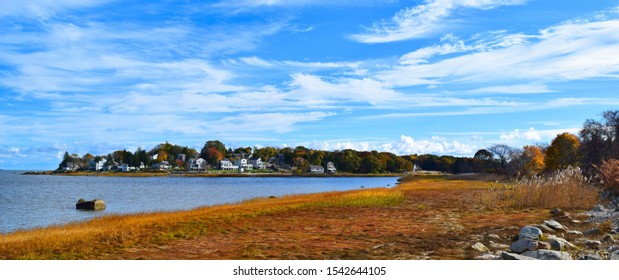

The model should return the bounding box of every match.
[472,205,619,260]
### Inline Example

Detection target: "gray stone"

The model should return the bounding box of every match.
[610,250,619,260]
[501,251,537,260]
[486,234,501,241]
[519,226,543,240]
[522,250,573,260]
[475,254,501,260]
[566,230,583,236]
[536,224,556,234]
[488,241,510,250]
[602,234,615,243]
[592,204,606,212]
[583,228,602,236]
[606,245,619,252]
[577,254,602,260]
[544,220,566,232]
[471,242,489,253]
[585,240,602,249]
[510,239,539,253]
[549,237,578,251]
[537,241,551,250]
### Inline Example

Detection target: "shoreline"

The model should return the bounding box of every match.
[21,170,405,178]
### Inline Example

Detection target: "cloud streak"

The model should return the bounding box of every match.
[351,0,527,43]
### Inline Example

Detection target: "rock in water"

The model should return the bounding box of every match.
[76,199,106,210]
[522,250,572,260]
[519,226,543,240]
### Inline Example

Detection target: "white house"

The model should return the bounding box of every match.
[120,163,130,172]
[220,159,238,171]
[89,158,107,171]
[191,158,207,171]
[309,165,324,174]
[326,161,336,174]
[233,158,253,172]
[248,158,264,169]
[152,161,171,170]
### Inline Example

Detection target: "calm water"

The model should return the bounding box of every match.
[0,171,397,233]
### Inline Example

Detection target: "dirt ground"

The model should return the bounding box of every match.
[103,180,548,260]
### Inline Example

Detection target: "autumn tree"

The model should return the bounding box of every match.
[200,140,226,166]
[520,145,545,176]
[545,132,580,171]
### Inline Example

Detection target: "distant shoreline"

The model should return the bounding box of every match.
[21,170,404,178]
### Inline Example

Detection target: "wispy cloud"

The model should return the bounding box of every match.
[378,18,619,87]
[351,0,527,43]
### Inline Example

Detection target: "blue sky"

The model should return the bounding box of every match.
[2,0,619,170]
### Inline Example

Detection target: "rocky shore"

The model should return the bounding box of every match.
[472,203,619,260]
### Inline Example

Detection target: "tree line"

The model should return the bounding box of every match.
[58,110,619,176]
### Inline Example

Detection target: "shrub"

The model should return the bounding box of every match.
[595,159,619,196]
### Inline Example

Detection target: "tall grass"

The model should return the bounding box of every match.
[482,166,599,210]
[0,187,403,259]
[595,159,619,196]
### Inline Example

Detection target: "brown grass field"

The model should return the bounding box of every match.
[0,176,597,260]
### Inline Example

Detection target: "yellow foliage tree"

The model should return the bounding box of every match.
[545,132,580,171]
[522,145,545,175]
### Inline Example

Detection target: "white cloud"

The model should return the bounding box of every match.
[309,135,477,156]
[0,0,111,19]
[469,84,553,94]
[351,0,527,43]
[499,127,580,142]
[379,19,619,87]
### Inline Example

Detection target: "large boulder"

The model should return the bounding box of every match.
[501,251,537,260]
[519,226,543,240]
[510,239,539,253]
[76,199,106,210]
[522,250,572,260]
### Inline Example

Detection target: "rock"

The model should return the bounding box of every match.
[510,239,539,253]
[519,226,543,240]
[536,224,556,234]
[471,242,489,253]
[544,220,566,232]
[522,250,573,260]
[488,241,510,250]
[75,199,106,210]
[485,234,501,241]
[592,204,606,212]
[550,208,563,216]
[610,250,619,260]
[549,237,578,251]
[501,251,537,260]
[602,234,615,243]
[585,240,602,249]
[566,230,583,236]
[606,245,619,252]
[583,228,602,236]
[537,241,551,250]
[475,254,501,260]
[577,254,602,260]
